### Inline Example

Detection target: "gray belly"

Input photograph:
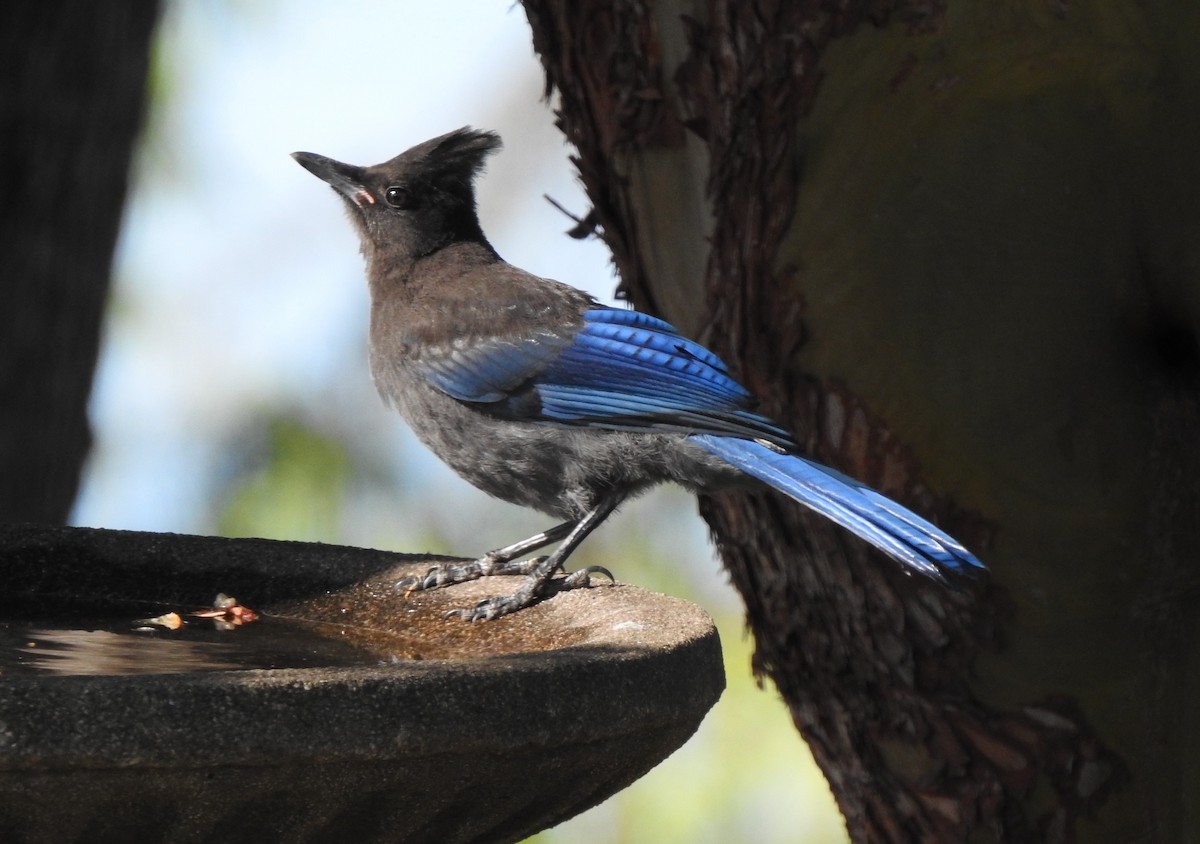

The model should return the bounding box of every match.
[383,373,741,520]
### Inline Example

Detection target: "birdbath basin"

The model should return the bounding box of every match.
[0,524,724,844]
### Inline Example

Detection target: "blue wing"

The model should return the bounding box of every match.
[419,326,573,404]
[419,307,793,443]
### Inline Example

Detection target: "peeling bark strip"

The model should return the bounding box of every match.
[522,1,1127,841]
[524,0,684,307]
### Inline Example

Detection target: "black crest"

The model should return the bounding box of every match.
[394,127,501,199]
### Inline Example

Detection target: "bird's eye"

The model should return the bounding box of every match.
[384,185,417,209]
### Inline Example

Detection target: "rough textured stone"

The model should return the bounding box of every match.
[0,524,724,844]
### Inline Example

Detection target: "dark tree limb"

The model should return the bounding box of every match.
[0,1,160,523]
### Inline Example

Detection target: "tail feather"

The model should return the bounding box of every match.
[691,434,983,579]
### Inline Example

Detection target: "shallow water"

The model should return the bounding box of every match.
[0,615,389,676]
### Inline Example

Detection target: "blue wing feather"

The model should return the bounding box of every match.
[421,330,571,402]
[416,307,792,443]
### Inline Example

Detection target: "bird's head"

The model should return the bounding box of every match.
[292,127,501,261]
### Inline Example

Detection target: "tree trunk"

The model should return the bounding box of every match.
[522,1,1200,841]
[0,1,160,524]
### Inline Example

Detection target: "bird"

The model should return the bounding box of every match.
[292,127,984,621]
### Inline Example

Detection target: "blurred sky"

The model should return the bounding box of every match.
[74,0,619,536]
[69,2,848,841]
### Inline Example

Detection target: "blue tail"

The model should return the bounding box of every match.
[690,434,984,579]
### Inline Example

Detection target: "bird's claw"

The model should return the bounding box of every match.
[570,564,616,585]
[397,554,560,599]
[396,564,471,596]
[444,596,524,622]
[442,565,615,622]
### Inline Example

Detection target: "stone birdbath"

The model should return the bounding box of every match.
[0,523,724,843]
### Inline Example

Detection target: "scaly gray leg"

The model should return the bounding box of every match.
[396,520,577,594]
[448,492,624,621]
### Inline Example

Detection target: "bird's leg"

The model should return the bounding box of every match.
[396,520,577,594]
[448,492,624,622]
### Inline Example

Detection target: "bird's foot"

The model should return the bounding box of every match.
[396,553,545,596]
[445,564,616,622]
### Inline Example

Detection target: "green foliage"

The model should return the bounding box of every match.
[215,416,351,542]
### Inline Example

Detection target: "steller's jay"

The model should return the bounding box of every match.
[293,127,983,621]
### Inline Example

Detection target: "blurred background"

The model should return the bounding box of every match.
[71,1,847,840]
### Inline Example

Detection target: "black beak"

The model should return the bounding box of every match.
[291,151,376,207]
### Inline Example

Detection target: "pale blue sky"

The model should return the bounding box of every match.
[75,0,618,533]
